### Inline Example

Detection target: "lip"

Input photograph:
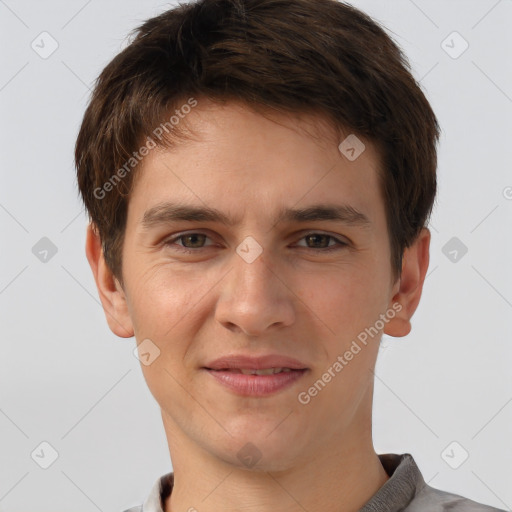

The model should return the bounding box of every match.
[203,354,308,371]
[202,354,309,397]
[204,368,308,396]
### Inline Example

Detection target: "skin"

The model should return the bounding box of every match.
[86,100,430,512]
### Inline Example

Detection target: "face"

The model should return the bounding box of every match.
[103,100,408,470]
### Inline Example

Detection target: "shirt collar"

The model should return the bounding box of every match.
[141,471,173,512]
[360,453,425,511]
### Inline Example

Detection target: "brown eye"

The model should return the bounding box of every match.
[179,233,207,248]
[305,234,331,249]
[164,232,214,253]
[296,233,347,251]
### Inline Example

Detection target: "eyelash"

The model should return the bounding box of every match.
[162,232,348,254]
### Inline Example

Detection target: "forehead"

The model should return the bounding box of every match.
[128,101,385,228]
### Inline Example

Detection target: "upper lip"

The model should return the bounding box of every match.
[204,354,308,370]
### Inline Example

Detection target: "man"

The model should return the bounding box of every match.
[75,0,505,510]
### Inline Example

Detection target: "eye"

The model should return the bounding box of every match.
[164,232,214,253]
[294,232,348,252]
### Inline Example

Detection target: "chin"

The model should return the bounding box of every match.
[214,430,304,472]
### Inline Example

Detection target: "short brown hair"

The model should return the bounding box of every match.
[75,0,440,285]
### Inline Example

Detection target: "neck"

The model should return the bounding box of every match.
[163,412,389,512]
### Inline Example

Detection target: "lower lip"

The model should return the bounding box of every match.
[204,369,307,396]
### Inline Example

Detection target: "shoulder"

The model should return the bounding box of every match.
[405,483,506,511]
[121,507,143,512]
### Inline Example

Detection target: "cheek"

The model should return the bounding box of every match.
[128,266,207,392]
[296,263,385,337]
[125,260,207,342]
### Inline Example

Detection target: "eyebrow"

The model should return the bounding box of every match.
[141,202,372,230]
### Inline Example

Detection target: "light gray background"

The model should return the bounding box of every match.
[1,0,511,511]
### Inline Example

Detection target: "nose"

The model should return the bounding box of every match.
[214,249,296,337]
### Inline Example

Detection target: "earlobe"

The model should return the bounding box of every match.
[384,228,431,338]
[85,223,134,338]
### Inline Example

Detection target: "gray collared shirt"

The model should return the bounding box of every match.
[123,453,506,512]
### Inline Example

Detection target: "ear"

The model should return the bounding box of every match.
[384,227,431,338]
[85,223,134,338]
